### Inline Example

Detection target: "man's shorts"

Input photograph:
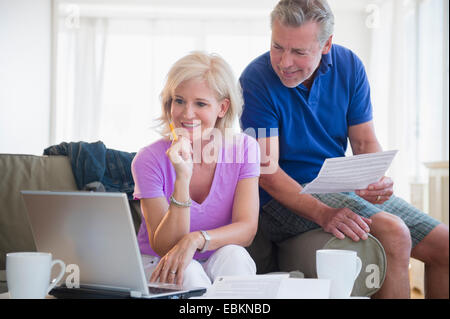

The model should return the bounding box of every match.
[260,191,441,248]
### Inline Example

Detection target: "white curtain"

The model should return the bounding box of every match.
[53,0,448,200]
[53,4,271,152]
[55,17,108,144]
[367,0,447,200]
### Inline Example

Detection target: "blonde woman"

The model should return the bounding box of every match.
[131,52,260,289]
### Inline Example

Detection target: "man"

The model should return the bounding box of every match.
[240,0,448,298]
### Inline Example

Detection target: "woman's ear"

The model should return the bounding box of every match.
[218,98,230,118]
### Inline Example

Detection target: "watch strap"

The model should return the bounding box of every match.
[199,230,210,253]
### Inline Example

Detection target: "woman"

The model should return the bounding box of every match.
[131,52,260,289]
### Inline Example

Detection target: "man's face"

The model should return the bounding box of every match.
[270,19,332,88]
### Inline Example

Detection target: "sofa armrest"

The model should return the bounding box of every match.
[0,154,78,270]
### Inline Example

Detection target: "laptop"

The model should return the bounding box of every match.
[21,190,207,299]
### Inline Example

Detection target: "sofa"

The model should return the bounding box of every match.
[0,153,386,297]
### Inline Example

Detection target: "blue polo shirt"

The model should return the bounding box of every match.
[239,44,373,206]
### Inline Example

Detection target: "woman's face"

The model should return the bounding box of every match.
[170,78,229,142]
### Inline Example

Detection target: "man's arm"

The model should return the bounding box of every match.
[348,120,382,154]
[258,136,371,241]
[348,121,394,204]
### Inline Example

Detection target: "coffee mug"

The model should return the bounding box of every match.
[316,249,362,299]
[6,252,65,299]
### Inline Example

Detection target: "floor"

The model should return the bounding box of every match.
[409,260,425,299]
[411,287,424,299]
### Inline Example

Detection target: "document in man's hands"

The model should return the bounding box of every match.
[301,150,398,194]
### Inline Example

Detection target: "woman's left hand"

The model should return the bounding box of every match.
[355,176,394,204]
[149,232,203,286]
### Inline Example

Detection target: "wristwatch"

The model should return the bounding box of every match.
[199,230,210,253]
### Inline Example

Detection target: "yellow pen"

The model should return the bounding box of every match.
[169,122,178,142]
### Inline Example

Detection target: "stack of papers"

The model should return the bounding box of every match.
[197,274,330,299]
[301,150,398,194]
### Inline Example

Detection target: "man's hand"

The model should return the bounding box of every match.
[319,207,372,241]
[355,176,394,204]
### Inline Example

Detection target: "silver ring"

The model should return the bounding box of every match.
[170,270,177,275]
[376,195,381,202]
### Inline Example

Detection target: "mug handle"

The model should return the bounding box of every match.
[354,256,362,280]
[47,259,66,294]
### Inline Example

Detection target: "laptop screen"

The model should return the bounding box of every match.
[21,191,206,299]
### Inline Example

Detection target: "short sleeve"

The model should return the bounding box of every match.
[131,147,165,200]
[240,73,280,139]
[347,55,373,126]
[238,134,261,180]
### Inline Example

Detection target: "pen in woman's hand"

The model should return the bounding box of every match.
[169,122,178,143]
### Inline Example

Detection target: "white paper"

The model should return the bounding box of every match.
[301,150,398,194]
[277,278,330,299]
[196,275,330,299]
[201,274,289,299]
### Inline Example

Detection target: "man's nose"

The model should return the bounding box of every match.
[279,52,293,69]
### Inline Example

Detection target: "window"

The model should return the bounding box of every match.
[53,0,273,152]
[53,0,448,200]
[363,0,448,199]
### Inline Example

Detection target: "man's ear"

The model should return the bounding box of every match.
[321,35,333,55]
[218,98,230,118]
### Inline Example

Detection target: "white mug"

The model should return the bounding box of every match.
[316,249,362,299]
[6,252,65,299]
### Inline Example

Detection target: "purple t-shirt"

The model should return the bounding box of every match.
[131,133,260,260]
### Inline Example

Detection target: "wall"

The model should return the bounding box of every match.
[0,0,52,155]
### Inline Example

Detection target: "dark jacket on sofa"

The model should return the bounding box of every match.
[44,141,136,199]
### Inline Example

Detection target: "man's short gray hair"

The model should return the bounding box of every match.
[271,0,334,47]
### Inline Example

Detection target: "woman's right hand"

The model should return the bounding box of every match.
[166,136,193,182]
[149,232,204,286]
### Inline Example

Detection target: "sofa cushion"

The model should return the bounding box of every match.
[277,228,386,297]
[0,154,77,270]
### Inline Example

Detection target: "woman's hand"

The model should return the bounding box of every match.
[149,232,204,286]
[166,136,193,182]
[355,176,394,204]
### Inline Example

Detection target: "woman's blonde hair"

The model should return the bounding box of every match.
[158,51,243,137]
